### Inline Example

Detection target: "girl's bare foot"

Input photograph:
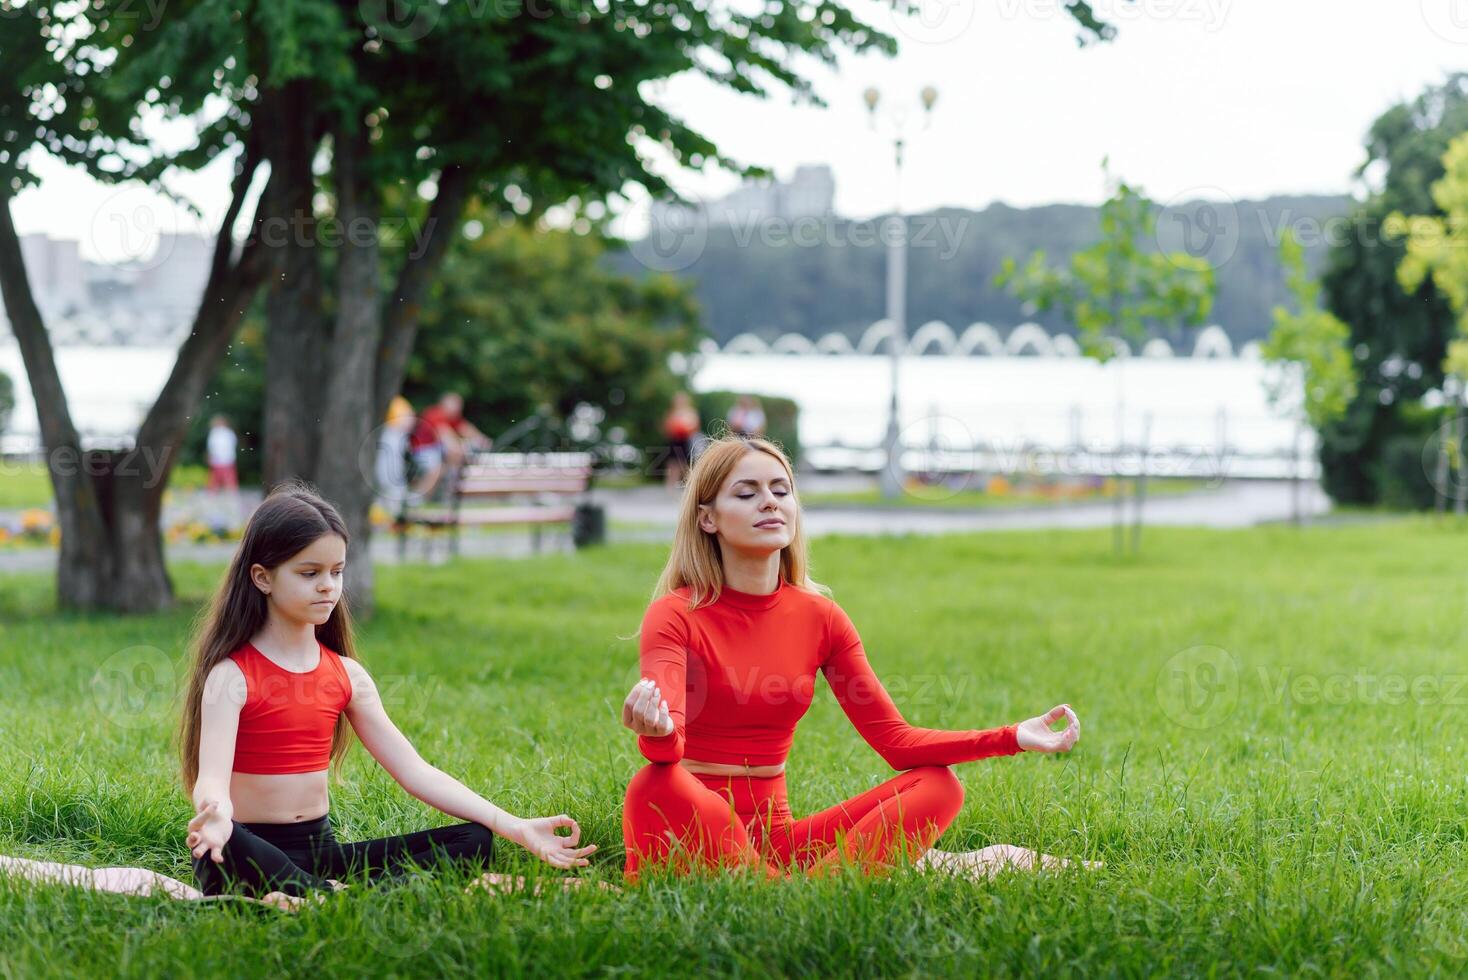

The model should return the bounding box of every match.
[918,845,1103,880]
[467,872,621,895]
[258,891,308,911]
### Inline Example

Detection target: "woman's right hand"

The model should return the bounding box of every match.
[187,799,234,864]
[1015,704,1081,753]
[621,678,674,737]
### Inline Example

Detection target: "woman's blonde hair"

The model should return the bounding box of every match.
[652,433,826,608]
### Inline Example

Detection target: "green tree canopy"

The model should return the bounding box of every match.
[1317,74,1467,506]
[994,161,1215,361]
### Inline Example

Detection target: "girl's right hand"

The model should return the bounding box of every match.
[187,800,234,864]
[620,678,674,737]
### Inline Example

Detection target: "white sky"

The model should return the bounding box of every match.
[11,0,1468,263]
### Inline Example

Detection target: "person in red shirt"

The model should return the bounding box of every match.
[620,435,1095,882]
[660,391,701,490]
[406,392,492,498]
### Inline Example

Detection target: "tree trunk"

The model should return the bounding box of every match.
[1131,410,1151,554]
[0,147,268,611]
[259,136,470,616]
[1455,400,1467,516]
[1112,357,1126,557]
[84,449,173,609]
[0,190,112,608]
[261,88,327,490]
[372,163,471,421]
[1291,415,1306,525]
[315,121,384,615]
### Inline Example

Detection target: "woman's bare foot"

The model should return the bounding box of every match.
[917,845,1103,879]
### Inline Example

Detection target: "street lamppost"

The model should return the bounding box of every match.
[864,84,938,498]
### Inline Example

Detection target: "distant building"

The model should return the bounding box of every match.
[0,231,212,346]
[651,163,836,231]
[18,235,86,320]
[134,232,215,325]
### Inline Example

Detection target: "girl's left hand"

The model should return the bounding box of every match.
[1015,704,1080,753]
[511,814,598,869]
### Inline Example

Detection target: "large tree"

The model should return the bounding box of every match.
[1,0,1128,613]
[1317,74,1466,506]
[1,1,273,611]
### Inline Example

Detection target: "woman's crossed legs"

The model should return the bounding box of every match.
[622,763,1091,882]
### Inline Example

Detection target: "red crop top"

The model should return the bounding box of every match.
[636,582,1020,769]
[228,641,354,775]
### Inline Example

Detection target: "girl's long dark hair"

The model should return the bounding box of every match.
[178,482,360,794]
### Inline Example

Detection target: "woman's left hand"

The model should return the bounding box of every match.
[1015,704,1080,753]
[508,814,598,869]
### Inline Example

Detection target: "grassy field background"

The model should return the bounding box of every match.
[0,461,210,510]
[1,523,1466,976]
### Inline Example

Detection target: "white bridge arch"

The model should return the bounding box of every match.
[709,321,1250,359]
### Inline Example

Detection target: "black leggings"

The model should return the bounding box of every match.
[193,815,497,898]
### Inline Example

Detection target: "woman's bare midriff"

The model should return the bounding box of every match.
[228,770,331,824]
[679,758,785,778]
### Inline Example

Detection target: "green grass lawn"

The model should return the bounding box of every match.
[0,461,210,510]
[0,460,58,509]
[2,523,1467,977]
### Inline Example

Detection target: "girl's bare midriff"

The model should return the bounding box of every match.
[229,770,331,824]
[679,758,785,778]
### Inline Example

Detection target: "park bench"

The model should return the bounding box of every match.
[395,451,596,560]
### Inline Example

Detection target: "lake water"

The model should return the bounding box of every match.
[0,342,1308,478]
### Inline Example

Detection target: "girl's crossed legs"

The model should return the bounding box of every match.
[193,815,497,898]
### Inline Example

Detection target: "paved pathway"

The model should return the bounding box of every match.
[0,477,1338,573]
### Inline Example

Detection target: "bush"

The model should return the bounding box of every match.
[1377,403,1443,510]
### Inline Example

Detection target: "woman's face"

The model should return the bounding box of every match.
[697,451,796,557]
[250,533,347,626]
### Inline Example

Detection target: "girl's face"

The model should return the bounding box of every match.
[250,534,347,626]
[697,451,796,557]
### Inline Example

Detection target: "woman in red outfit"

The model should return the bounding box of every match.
[620,435,1093,882]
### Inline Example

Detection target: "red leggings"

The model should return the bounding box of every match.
[622,763,965,881]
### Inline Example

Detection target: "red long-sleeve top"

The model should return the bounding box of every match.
[636,581,1020,769]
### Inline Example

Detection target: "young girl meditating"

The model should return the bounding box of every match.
[180,484,596,899]
[620,435,1094,881]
